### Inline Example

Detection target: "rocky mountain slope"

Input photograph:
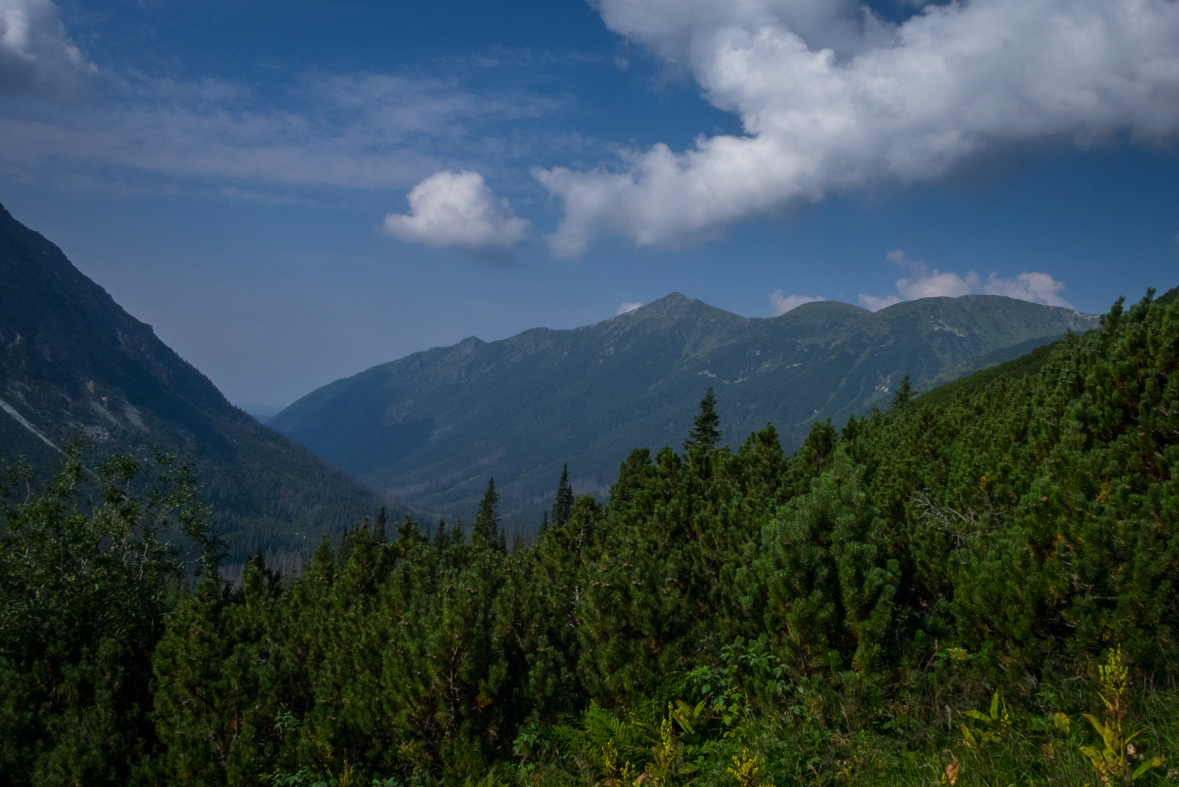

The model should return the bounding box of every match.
[0,204,396,568]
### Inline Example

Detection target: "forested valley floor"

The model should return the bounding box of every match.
[2,289,1179,787]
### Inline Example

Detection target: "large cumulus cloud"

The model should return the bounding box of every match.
[536,0,1179,257]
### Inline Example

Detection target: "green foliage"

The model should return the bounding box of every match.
[916,338,1060,409]
[754,447,899,679]
[552,464,575,528]
[0,446,221,786]
[472,477,506,552]
[890,375,915,408]
[960,691,1010,749]
[1076,647,1165,786]
[685,387,722,452]
[152,548,298,785]
[8,283,1179,787]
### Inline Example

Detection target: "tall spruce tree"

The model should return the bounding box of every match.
[684,386,721,451]
[891,374,916,407]
[473,478,506,552]
[551,464,574,528]
[375,506,388,543]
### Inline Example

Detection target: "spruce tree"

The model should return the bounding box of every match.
[375,506,388,543]
[473,478,505,552]
[551,464,574,527]
[891,374,916,407]
[684,386,721,451]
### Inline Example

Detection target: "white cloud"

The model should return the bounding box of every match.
[617,301,643,314]
[537,0,1179,256]
[982,271,1071,307]
[0,0,96,95]
[858,294,902,312]
[382,170,531,257]
[859,249,1073,310]
[889,249,980,299]
[769,290,824,315]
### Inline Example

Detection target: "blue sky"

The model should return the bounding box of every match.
[1,0,1177,414]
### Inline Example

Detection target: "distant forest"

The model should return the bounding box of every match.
[2,289,1177,787]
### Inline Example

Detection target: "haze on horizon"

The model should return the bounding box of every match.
[1,0,1177,415]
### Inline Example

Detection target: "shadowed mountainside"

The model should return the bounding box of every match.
[0,204,400,569]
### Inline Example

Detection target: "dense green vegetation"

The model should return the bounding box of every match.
[2,289,1177,786]
[0,448,224,784]
[271,290,1098,533]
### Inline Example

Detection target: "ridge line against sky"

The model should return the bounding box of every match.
[0,0,1176,412]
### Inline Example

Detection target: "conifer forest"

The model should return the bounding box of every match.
[4,288,1179,787]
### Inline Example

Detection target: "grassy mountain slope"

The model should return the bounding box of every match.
[271,291,1099,530]
[0,203,396,566]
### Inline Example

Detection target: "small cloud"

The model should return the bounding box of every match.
[382,170,531,258]
[889,250,980,299]
[863,249,1072,310]
[859,294,903,312]
[614,55,629,71]
[982,271,1071,308]
[769,290,824,316]
[617,301,642,315]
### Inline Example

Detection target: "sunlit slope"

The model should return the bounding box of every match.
[272,291,1098,531]
[0,204,395,563]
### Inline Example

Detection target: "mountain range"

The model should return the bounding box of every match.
[270,291,1100,532]
[0,204,395,571]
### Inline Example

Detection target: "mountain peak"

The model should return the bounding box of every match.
[625,292,744,326]
[773,299,870,323]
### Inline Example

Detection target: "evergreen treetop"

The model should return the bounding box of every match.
[684,386,721,452]
[551,464,574,527]
[891,374,916,408]
[473,477,505,552]
[375,506,388,544]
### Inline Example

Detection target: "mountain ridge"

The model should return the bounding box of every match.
[271,290,1099,531]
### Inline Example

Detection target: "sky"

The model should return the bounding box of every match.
[1,0,1177,415]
